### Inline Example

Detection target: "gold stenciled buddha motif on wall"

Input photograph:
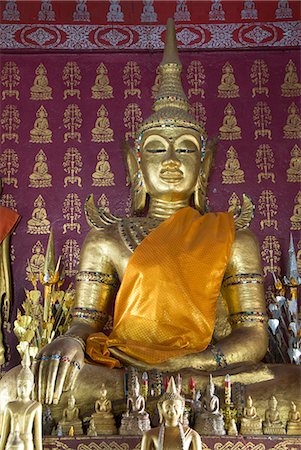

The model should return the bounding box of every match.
[250,60,269,98]
[281,60,301,97]
[222,146,244,184]
[258,190,278,230]
[63,104,82,143]
[1,61,20,100]
[255,144,275,183]
[27,194,50,234]
[29,105,52,144]
[91,105,114,143]
[227,192,241,213]
[290,191,301,231]
[97,193,110,212]
[219,103,241,140]
[253,101,272,139]
[30,63,52,100]
[187,60,205,99]
[261,235,281,276]
[91,63,113,100]
[1,105,20,144]
[63,61,81,100]
[25,240,45,281]
[287,144,301,182]
[92,148,115,187]
[218,62,239,98]
[63,147,83,187]
[124,103,143,140]
[283,102,301,139]
[62,193,82,234]
[29,149,52,188]
[151,66,162,99]
[123,61,141,99]
[0,148,19,188]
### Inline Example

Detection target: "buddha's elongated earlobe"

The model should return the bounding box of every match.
[194,137,217,214]
[126,145,146,213]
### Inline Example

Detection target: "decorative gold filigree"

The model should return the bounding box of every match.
[256,144,275,183]
[281,59,301,97]
[0,148,19,188]
[92,148,115,187]
[283,102,301,139]
[0,193,17,211]
[290,191,301,231]
[91,63,113,99]
[63,104,82,143]
[214,442,265,450]
[261,235,281,276]
[1,61,20,100]
[62,61,81,99]
[189,102,207,129]
[27,194,50,235]
[151,66,162,99]
[187,60,205,99]
[258,190,278,230]
[92,105,114,143]
[84,194,121,230]
[250,59,269,97]
[97,193,110,212]
[25,241,45,281]
[1,104,20,144]
[124,103,143,140]
[62,193,82,234]
[29,149,52,188]
[62,239,80,277]
[30,105,52,144]
[77,442,130,450]
[30,63,52,100]
[222,146,244,184]
[63,147,83,187]
[123,61,141,99]
[253,101,272,139]
[270,438,301,450]
[218,62,239,98]
[219,103,241,140]
[287,144,301,182]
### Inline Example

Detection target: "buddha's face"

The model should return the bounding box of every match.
[161,399,184,426]
[68,396,75,408]
[17,378,33,399]
[140,127,201,202]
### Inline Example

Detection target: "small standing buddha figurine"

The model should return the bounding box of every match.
[29,105,52,144]
[141,376,202,450]
[263,396,286,435]
[194,374,225,436]
[91,383,117,435]
[30,63,52,100]
[240,396,262,435]
[287,401,301,435]
[119,376,151,435]
[58,394,83,436]
[91,105,114,143]
[91,63,113,99]
[0,347,42,450]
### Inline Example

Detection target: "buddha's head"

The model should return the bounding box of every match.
[17,346,34,400]
[126,19,215,216]
[247,396,253,407]
[206,374,215,397]
[100,383,107,398]
[291,401,297,411]
[269,396,277,409]
[68,394,76,409]
[132,376,140,397]
[158,376,185,426]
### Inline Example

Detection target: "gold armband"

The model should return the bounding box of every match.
[222,273,263,288]
[71,307,107,324]
[76,270,118,287]
[230,311,268,326]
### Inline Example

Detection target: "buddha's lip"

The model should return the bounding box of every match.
[160,170,183,181]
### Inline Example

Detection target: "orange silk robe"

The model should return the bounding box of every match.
[87,207,234,367]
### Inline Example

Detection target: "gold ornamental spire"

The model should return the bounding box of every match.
[138,18,204,136]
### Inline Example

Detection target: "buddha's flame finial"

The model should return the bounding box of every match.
[285,233,301,284]
[161,18,181,66]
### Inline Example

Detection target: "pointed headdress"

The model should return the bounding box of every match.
[158,376,185,405]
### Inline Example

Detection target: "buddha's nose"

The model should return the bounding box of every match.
[162,144,181,168]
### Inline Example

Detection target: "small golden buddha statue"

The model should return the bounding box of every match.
[281,60,301,97]
[91,383,117,435]
[141,377,202,450]
[58,394,83,436]
[30,63,52,100]
[290,191,301,230]
[27,195,50,234]
[287,401,301,435]
[240,396,262,435]
[91,63,113,99]
[218,62,239,98]
[87,419,97,437]
[91,105,114,143]
[283,102,301,139]
[92,148,115,187]
[263,396,286,435]
[119,376,151,435]
[29,105,52,144]
[29,150,52,188]
[287,145,301,182]
[0,347,42,450]
[222,146,244,184]
[219,103,241,140]
[194,374,225,435]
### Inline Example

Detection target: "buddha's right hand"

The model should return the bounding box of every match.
[33,335,84,405]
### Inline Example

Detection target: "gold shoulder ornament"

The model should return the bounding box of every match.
[84,194,121,230]
[232,193,255,231]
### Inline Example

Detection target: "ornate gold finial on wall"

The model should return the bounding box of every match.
[124,103,143,140]
[281,59,301,97]
[123,61,142,99]
[63,61,81,100]
[283,102,301,139]
[250,59,269,97]
[0,148,19,188]
[255,144,275,183]
[253,101,272,139]
[261,235,281,276]
[30,63,52,100]
[29,105,52,144]
[218,62,239,98]
[187,60,205,99]
[219,103,241,140]
[222,146,245,184]
[92,105,114,143]
[258,189,278,230]
[287,144,301,182]
[62,193,82,234]
[290,191,301,231]
[27,194,51,235]
[1,61,20,100]
[1,105,20,144]
[29,149,52,188]
[91,63,113,99]
[63,104,82,143]
[92,148,115,187]
[63,147,83,187]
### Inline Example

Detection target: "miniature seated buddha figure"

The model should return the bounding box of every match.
[263,396,286,435]
[194,374,225,435]
[283,103,301,138]
[141,376,202,450]
[287,401,301,435]
[222,146,244,183]
[290,192,301,230]
[0,348,42,450]
[58,394,83,435]
[27,195,50,234]
[218,63,239,98]
[91,383,117,435]
[91,105,113,142]
[91,63,113,99]
[0,18,300,422]
[30,64,52,100]
[240,396,262,435]
[29,150,52,188]
[281,60,301,96]
[119,376,151,435]
[92,149,114,186]
[29,105,52,144]
[219,103,241,139]
[287,145,301,181]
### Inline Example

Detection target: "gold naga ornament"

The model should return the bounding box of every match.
[123,61,142,99]
[63,104,82,143]
[27,194,50,235]
[63,147,83,187]
[91,105,114,143]
[218,62,239,98]
[1,61,20,100]
[92,148,115,187]
[91,62,113,100]
[283,102,301,139]
[1,105,20,144]
[255,143,275,183]
[253,101,272,140]
[290,191,301,231]
[281,59,301,97]
[287,144,301,182]
[219,103,241,140]
[62,61,81,100]
[222,146,245,184]
[29,105,52,144]
[29,149,52,188]
[30,63,52,100]
[250,59,269,98]
[0,148,19,188]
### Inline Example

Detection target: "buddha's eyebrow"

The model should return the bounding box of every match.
[143,135,167,146]
[175,135,200,149]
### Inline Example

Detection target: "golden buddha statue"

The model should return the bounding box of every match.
[283,102,301,139]
[29,150,52,188]
[287,145,301,182]
[141,376,202,450]
[219,103,241,140]
[91,383,117,435]
[27,195,50,234]
[290,191,301,230]
[91,105,114,143]
[92,148,115,187]
[30,63,52,100]
[263,396,286,435]
[0,348,42,450]
[287,401,301,435]
[240,396,262,435]
[218,62,239,98]
[91,63,113,99]
[58,394,83,436]
[29,106,52,144]
[222,146,244,184]
[0,18,300,423]
[281,60,301,97]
